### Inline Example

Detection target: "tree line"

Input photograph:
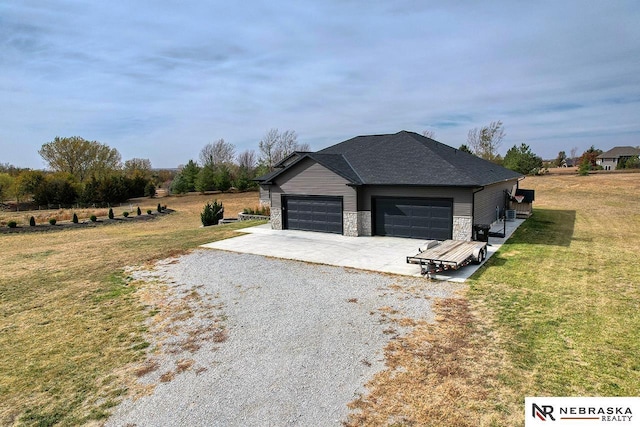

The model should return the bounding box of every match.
[444,120,545,175]
[170,128,309,194]
[0,137,170,207]
[0,128,310,206]
[3,125,635,207]
[427,121,636,175]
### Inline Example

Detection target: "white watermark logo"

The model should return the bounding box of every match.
[525,397,639,426]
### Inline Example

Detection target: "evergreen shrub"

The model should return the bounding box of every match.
[201,200,224,226]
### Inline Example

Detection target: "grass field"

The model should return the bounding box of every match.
[0,192,262,426]
[3,174,639,426]
[470,174,640,402]
[346,173,640,426]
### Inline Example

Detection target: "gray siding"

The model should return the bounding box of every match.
[270,158,357,211]
[359,186,473,217]
[473,180,519,225]
[259,185,270,203]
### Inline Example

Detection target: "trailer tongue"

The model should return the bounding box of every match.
[406,240,487,277]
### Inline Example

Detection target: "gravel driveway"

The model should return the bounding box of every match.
[106,250,464,426]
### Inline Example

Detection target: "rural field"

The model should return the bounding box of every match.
[0,192,264,426]
[1,174,639,426]
[473,173,640,398]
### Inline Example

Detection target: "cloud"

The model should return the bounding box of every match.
[1,0,639,168]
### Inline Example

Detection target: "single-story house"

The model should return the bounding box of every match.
[255,131,524,241]
[559,158,577,167]
[596,146,640,170]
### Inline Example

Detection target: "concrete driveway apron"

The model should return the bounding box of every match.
[201,220,524,282]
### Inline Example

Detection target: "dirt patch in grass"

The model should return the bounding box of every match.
[158,371,176,383]
[175,359,195,374]
[135,360,160,378]
[113,259,230,403]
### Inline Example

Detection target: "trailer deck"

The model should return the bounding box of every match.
[407,239,487,277]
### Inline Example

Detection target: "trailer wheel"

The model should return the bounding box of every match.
[472,247,486,264]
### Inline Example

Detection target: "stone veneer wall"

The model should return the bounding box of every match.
[453,216,473,241]
[343,212,358,237]
[357,211,372,236]
[270,209,283,230]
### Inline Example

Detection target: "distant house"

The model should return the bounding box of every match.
[596,146,640,170]
[557,158,577,168]
[255,131,524,241]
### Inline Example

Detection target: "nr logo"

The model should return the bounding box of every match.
[532,403,556,421]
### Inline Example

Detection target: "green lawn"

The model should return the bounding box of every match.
[468,174,640,407]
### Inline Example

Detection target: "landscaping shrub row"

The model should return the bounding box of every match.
[3,206,169,231]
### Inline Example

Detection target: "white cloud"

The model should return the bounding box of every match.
[1,0,639,167]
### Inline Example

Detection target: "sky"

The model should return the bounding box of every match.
[1,1,639,169]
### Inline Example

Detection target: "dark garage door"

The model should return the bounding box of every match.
[374,198,453,240]
[283,196,343,234]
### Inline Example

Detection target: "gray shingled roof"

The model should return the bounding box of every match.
[256,131,522,187]
[254,168,281,183]
[306,153,363,184]
[597,146,640,159]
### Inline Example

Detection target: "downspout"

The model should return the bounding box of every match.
[472,186,484,239]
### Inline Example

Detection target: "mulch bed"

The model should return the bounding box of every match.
[0,209,174,234]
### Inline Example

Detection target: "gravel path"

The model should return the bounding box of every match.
[106,250,464,427]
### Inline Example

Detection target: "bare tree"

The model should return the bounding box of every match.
[272,130,299,165]
[570,146,578,166]
[200,139,235,169]
[258,129,303,170]
[422,130,435,139]
[467,121,505,162]
[279,130,298,153]
[258,129,280,171]
[296,142,311,152]
[237,149,257,171]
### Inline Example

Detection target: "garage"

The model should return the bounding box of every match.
[256,131,524,239]
[373,198,453,240]
[283,196,343,234]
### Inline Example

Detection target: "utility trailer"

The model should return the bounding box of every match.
[406,240,487,277]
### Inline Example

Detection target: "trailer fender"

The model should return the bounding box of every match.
[472,246,487,264]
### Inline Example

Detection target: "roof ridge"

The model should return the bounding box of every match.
[340,154,365,184]
[258,131,522,186]
[405,132,479,184]
[308,152,362,184]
